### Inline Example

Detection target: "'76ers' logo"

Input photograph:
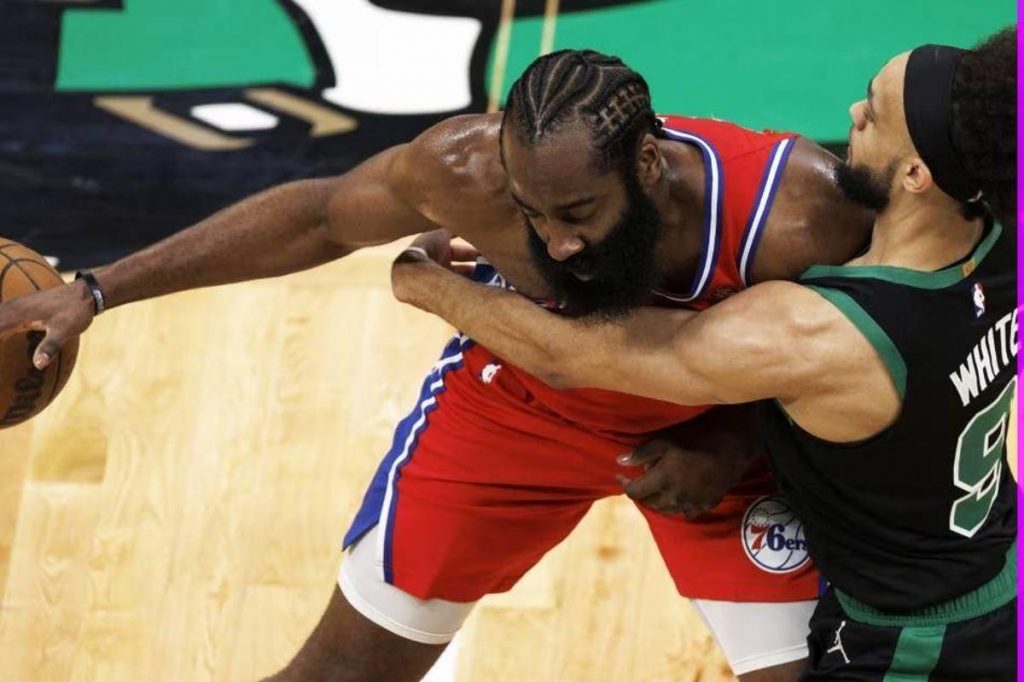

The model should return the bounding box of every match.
[741,496,810,573]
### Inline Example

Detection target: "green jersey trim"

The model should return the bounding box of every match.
[836,542,1016,627]
[804,286,907,399]
[881,624,946,681]
[801,223,1002,289]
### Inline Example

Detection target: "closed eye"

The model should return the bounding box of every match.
[520,211,538,231]
[562,211,595,225]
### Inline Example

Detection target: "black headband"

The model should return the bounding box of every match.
[903,44,979,204]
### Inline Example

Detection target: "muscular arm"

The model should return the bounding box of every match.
[0,115,500,368]
[393,256,828,406]
[95,132,456,309]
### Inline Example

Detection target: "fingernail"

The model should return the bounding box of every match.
[616,453,631,464]
[34,354,48,369]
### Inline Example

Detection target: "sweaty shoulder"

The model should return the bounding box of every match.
[750,138,873,283]
[396,113,511,228]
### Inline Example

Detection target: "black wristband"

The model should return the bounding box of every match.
[74,269,106,315]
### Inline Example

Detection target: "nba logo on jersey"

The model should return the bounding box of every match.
[972,282,986,318]
[741,496,810,573]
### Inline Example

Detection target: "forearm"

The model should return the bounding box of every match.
[443,280,709,398]
[93,179,351,309]
[394,259,740,405]
[400,261,586,386]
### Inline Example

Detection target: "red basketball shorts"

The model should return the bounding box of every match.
[343,334,818,603]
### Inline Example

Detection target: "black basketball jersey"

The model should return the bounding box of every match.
[762,222,1017,613]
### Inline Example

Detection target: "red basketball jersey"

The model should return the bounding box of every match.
[502,115,798,436]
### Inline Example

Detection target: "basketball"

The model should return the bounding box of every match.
[0,238,78,429]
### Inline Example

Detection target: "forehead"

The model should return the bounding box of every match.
[871,52,910,119]
[502,124,617,199]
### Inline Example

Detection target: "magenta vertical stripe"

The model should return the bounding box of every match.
[1015,8,1022,680]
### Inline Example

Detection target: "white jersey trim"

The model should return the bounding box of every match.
[654,124,724,303]
[739,137,794,287]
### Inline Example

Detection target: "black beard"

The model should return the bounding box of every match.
[526,172,662,320]
[834,161,896,212]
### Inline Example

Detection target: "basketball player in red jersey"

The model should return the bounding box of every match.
[0,51,870,680]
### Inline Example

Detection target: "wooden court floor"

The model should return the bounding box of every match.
[0,243,1014,681]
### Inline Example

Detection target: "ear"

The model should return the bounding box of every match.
[636,133,662,188]
[902,156,933,195]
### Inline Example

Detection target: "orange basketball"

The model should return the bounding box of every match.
[0,238,79,429]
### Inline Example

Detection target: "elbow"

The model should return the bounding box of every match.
[318,221,356,256]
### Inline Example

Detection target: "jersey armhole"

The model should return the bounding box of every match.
[804,285,907,400]
[737,137,796,287]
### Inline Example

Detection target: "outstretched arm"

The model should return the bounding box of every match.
[0,116,485,368]
[392,250,825,407]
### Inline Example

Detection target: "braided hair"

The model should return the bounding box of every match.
[502,50,660,175]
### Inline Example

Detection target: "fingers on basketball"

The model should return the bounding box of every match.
[0,239,79,428]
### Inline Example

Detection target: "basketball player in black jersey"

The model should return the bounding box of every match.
[394,26,1017,679]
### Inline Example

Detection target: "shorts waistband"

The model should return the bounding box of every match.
[835,542,1016,627]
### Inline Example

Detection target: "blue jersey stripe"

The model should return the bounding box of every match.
[342,334,471,584]
[738,138,795,286]
[653,126,724,303]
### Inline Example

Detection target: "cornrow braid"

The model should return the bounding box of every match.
[502,49,659,174]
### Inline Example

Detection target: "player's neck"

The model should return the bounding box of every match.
[649,143,707,286]
[854,201,985,271]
